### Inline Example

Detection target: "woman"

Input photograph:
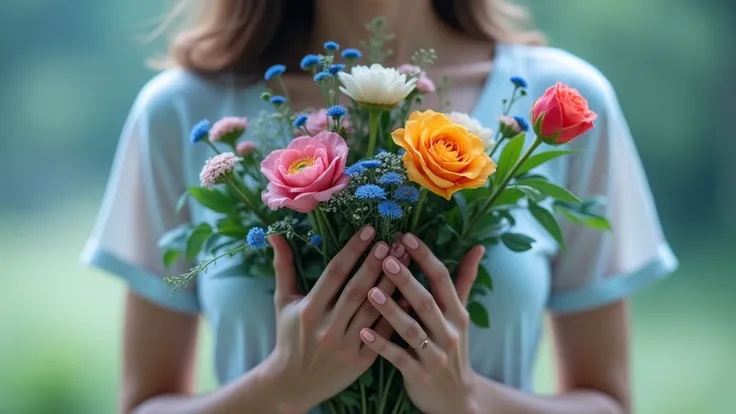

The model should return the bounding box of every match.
[81,0,678,413]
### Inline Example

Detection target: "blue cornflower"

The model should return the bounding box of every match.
[293,114,308,129]
[377,172,403,186]
[314,71,332,82]
[397,148,406,156]
[328,64,345,74]
[270,95,286,105]
[345,164,366,177]
[324,41,339,51]
[394,186,420,204]
[355,184,386,200]
[513,115,529,132]
[300,54,321,71]
[510,76,528,88]
[190,119,211,143]
[378,200,403,220]
[341,48,362,59]
[310,234,322,247]
[359,159,381,169]
[246,227,268,250]
[326,105,347,119]
[264,64,286,81]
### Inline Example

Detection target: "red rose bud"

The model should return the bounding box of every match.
[530,82,597,145]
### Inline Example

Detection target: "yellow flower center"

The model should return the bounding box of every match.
[287,157,315,174]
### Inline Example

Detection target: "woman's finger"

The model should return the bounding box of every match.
[359,328,423,379]
[269,234,300,310]
[455,245,486,305]
[379,257,451,343]
[346,275,396,341]
[332,242,389,331]
[401,233,460,313]
[306,226,375,310]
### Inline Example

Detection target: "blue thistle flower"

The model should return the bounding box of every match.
[359,160,381,169]
[513,115,529,132]
[264,64,286,81]
[190,119,211,143]
[270,95,286,105]
[355,184,386,200]
[310,234,322,247]
[510,76,528,88]
[326,105,347,119]
[378,200,403,220]
[345,164,366,177]
[324,41,339,51]
[341,48,362,59]
[293,114,308,129]
[377,172,403,186]
[246,227,268,250]
[314,71,332,82]
[327,64,345,74]
[300,54,321,71]
[394,186,420,204]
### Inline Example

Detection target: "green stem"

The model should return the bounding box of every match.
[391,390,407,414]
[378,363,398,414]
[226,180,270,225]
[360,381,368,414]
[326,400,339,414]
[378,358,385,413]
[487,135,506,159]
[317,208,339,253]
[277,77,291,106]
[287,238,309,294]
[204,140,222,154]
[311,211,329,265]
[464,138,542,235]
[367,109,381,158]
[409,188,428,233]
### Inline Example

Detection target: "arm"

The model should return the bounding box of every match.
[122,291,295,414]
[470,301,630,414]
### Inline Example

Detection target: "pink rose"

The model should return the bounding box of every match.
[305,109,353,135]
[531,83,598,144]
[398,64,436,94]
[260,131,349,213]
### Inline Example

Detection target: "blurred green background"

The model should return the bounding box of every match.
[1,0,733,413]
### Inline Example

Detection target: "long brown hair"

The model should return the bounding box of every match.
[152,0,544,81]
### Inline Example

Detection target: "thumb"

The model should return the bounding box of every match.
[455,245,486,305]
[269,234,299,308]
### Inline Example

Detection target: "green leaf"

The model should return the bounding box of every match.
[576,214,612,231]
[452,193,469,229]
[436,223,458,245]
[188,186,236,214]
[175,191,190,213]
[519,179,581,204]
[475,263,493,291]
[501,232,535,252]
[217,218,247,238]
[554,202,612,231]
[492,187,525,206]
[467,301,490,328]
[495,133,525,183]
[203,233,226,255]
[157,224,191,250]
[529,205,566,251]
[359,370,374,387]
[511,185,545,203]
[162,249,179,268]
[337,390,361,408]
[186,223,213,260]
[515,149,577,176]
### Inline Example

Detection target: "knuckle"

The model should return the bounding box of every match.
[444,333,460,351]
[298,304,315,326]
[405,321,421,341]
[456,309,471,330]
[417,296,436,315]
[394,271,411,287]
[414,371,432,385]
[363,303,381,318]
[436,267,451,281]
[323,263,344,281]
[428,352,447,371]
[345,284,367,302]
[392,350,408,370]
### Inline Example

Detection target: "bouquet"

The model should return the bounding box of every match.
[160,17,608,414]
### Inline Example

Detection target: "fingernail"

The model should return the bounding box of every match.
[360,226,375,241]
[361,330,375,343]
[403,233,419,250]
[393,244,405,257]
[370,288,387,304]
[374,243,389,259]
[385,257,401,274]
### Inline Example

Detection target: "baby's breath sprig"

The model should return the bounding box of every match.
[436,75,452,113]
[411,48,437,71]
[360,16,394,64]
[163,245,245,292]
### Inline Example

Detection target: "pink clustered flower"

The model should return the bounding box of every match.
[260,131,349,213]
[199,152,242,189]
[305,109,353,135]
[236,140,257,156]
[210,116,248,142]
[398,64,436,94]
[499,115,521,136]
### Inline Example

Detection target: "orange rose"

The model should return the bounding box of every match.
[531,82,598,144]
[391,110,496,200]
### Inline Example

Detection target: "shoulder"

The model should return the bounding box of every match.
[131,68,225,121]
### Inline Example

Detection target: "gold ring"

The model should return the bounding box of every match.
[418,338,429,350]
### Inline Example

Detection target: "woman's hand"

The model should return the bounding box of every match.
[262,226,402,413]
[359,233,486,414]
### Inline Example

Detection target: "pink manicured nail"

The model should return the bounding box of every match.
[374,243,389,259]
[360,226,375,241]
[393,244,405,257]
[403,233,419,250]
[361,330,376,343]
[371,288,387,304]
[385,257,401,274]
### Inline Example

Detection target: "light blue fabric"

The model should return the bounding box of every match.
[81,43,678,405]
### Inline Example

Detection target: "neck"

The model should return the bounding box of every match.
[311,0,473,66]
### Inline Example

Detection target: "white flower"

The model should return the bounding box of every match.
[448,111,495,151]
[338,64,417,108]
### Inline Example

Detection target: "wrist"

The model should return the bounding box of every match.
[253,353,310,414]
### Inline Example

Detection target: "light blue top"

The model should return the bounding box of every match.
[81,44,678,403]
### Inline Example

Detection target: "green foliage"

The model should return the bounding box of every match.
[495,133,526,184]
[467,301,490,328]
[188,186,236,215]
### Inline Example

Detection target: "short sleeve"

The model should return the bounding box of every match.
[80,74,200,314]
[547,75,678,314]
